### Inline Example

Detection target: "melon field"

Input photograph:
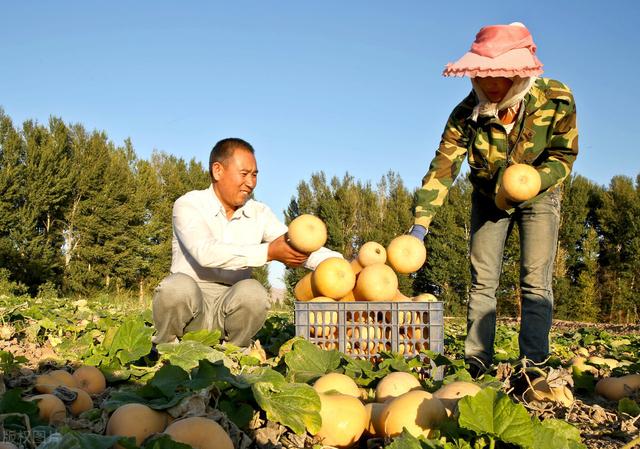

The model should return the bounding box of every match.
[0,293,638,449]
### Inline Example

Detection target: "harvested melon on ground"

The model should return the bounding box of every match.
[524,377,574,407]
[67,387,94,416]
[35,369,77,394]
[433,381,482,416]
[164,416,234,449]
[364,402,386,437]
[380,390,447,439]
[313,372,360,397]
[375,371,423,402]
[72,365,106,395]
[0,443,19,449]
[314,392,368,449]
[106,403,168,449]
[595,374,640,401]
[28,394,66,424]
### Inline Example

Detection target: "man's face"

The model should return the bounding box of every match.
[475,76,514,103]
[212,148,258,213]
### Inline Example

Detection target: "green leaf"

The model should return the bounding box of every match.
[157,340,225,371]
[458,387,534,448]
[384,430,424,449]
[182,328,222,346]
[241,366,287,385]
[0,350,27,374]
[251,380,321,435]
[284,339,341,383]
[109,319,154,364]
[218,399,255,428]
[142,434,193,448]
[383,429,452,448]
[104,388,191,411]
[571,366,596,392]
[532,418,586,449]
[342,357,386,386]
[187,359,248,390]
[0,388,41,428]
[140,364,190,398]
[618,397,640,417]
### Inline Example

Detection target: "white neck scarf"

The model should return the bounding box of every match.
[470,76,536,122]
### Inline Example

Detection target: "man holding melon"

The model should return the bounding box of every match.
[409,23,578,377]
[152,138,340,348]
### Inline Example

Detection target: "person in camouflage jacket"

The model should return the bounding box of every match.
[410,23,578,375]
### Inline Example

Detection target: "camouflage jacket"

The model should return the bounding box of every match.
[414,77,578,229]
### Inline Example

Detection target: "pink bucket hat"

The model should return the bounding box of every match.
[443,22,543,78]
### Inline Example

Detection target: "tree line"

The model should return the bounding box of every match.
[1,110,638,323]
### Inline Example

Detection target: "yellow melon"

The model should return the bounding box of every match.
[380,390,447,438]
[375,371,423,402]
[312,257,356,299]
[386,235,427,274]
[357,242,387,267]
[353,263,398,301]
[287,214,327,253]
[314,393,367,449]
[294,272,316,301]
[501,164,541,202]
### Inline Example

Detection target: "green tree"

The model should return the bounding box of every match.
[0,110,25,282]
[554,175,602,321]
[596,175,640,323]
[415,177,472,315]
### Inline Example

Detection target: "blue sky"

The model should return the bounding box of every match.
[2,1,638,288]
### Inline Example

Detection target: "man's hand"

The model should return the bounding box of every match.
[408,224,428,241]
[268,234,308,267]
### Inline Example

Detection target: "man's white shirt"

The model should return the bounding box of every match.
[171,185,342,284]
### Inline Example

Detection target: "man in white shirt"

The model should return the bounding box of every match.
[152,138,341,347]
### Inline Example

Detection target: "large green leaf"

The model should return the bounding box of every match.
[342,357,387,386]
[181,328,222,346]
[103,388,191,411]
[139,364,190,398]
[157,340,225,371]
[284,339,341,383]
[240,366,287,385]
[109,319,154,364]
[218,399,255,429]
[251,380,321,435]
[532,418,586,449]
[0,388,41,428]
[618,397,640,417]
[142,434,193,448]
[187,359,248,390]
[458,387,534,448]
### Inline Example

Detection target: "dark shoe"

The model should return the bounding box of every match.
[511,371,541,396]
[148,344,159,362]
[132,343,159,365]
[466,360,488,379]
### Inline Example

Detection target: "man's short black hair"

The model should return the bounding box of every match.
[209,138,255,180]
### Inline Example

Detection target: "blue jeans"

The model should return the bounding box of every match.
[465,188,561,366]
